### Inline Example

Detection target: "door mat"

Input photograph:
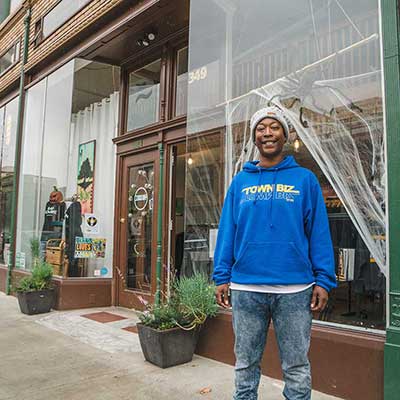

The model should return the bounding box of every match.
[122,325,138,334]
[81,311,128,323]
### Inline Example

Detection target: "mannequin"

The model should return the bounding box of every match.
[65,194,83,277]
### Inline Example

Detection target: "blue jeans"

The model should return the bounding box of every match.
[231,287,313,400]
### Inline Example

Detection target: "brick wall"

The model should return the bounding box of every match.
[0,0,126,96]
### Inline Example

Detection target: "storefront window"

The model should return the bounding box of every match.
[0,97,18,265]
[186,0,386,330]
[17,59,120,277]
[127,59,161,132]
[183,132,223,278]
[176,47,188,116]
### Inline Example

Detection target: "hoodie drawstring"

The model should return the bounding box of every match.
[269,169,278,228]
[253,169,263,205]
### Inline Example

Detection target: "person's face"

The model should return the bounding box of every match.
[254,117,286,158]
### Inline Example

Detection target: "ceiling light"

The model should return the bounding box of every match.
[142,39,150,46]
[187,154,193,165]
[147,32,156,41]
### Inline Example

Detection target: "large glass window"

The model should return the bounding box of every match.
[42,0,91,38]
[0,96,19,265]
[186,0,386,330]
[17,59,120,278]
[127,59,161,132]
[183,133,223,278]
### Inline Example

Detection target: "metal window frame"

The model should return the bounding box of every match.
[0,39,21,77]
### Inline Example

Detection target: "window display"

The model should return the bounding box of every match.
[186,0,386,330]
[16,59,120,278]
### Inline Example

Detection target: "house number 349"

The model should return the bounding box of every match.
[189,67,208,84]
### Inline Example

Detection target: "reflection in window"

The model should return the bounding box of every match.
[42,0,91,38]
[0,41,20,76]
[176,47,188,116]
[127,59,161,132]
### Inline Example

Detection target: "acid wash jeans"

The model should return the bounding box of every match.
[231,287,313,400]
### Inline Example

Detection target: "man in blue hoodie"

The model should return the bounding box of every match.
[213,106,336,400]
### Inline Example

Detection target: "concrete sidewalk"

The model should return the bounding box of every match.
[0,292,342,400]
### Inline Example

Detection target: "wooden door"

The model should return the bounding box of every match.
[116,150,159,309]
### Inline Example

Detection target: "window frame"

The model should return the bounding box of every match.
[0,40,21,78]
[173,44,189,119]
[35,0,92,45]
[123,47,165,136]
[125,57,163,134]
[122,38,189,136]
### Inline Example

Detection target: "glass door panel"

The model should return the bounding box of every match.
[126,163,154,291]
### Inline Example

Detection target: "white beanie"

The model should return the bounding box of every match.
[250,106,290,142]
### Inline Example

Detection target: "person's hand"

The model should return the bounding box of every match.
[311,285,328,312]
[215,284,230,308]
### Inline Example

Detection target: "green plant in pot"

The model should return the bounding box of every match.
[137,272,218,368]
[15,261,56,315]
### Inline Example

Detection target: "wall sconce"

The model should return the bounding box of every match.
[137,31,157,47]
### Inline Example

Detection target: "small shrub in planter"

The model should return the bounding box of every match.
[137,273,218,368]
[15,261,55,315]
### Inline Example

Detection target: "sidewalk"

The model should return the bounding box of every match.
[0,292,342,400]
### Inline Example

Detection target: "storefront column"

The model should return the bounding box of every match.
[382,0,400,398]
[6,5,30,294]
[155,142,164,305]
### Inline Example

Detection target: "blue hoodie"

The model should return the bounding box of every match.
[213,156,337,292]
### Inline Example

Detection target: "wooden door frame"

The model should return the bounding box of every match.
[162,140,187,296]
[113,147,159,309]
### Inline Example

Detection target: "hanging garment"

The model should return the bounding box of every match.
[41,201,66,242]
[65,201,83,276]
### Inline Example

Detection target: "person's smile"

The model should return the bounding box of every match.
[260,139,278,149]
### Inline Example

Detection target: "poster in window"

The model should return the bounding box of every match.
[77,140,96,214]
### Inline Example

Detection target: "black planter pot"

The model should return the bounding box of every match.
[137,323,200,368]
[17,289,55,315]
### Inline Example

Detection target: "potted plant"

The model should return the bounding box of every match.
[15,261,56,315]
[137,272,218,368]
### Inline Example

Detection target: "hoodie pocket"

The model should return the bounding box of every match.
[233,241,311,279]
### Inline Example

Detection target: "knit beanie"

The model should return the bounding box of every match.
[250,106,290,142]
